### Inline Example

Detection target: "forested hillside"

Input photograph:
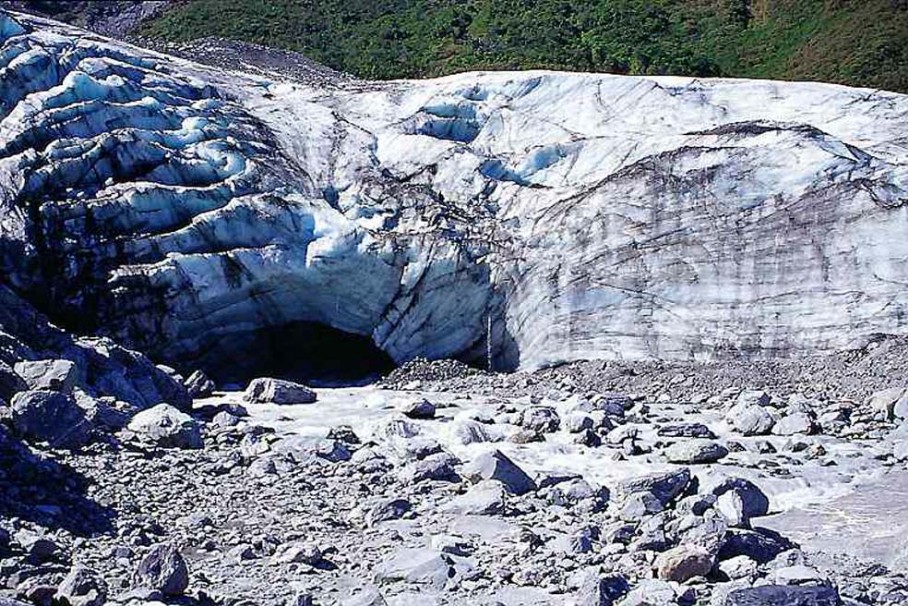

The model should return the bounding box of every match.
[138,0,908,92]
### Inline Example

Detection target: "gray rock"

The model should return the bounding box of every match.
[351,447,392,474]
[553,530,594,554]
[184,370,216,398]
[55,565,107,606]
[724,585,839,606]
[404,452,460,484]
[394,436,443,460]
[0,360,26,401]
[542,478,608,511]
[716,491,751,527]
[247,456,279,477]
[664,439,729,464]
[768,565,827,587]
[618,468,691,506]
[341,586,388,606]
[75,392,130,431]
[445,480,507,515]
[10,390,92,448]
[773,412,816,436]
[565,412,595,433]
[729,405,775,436]
[366,498,412,526]
[606,424,638,445]
[867,387,906,419]
[719,528,794,564]
[401,398,436,419]
[375,416,421,441]
[244,377,317,405]
[16,531,61,563]
[736,390,772,407]
[517,405,560,433]
[680,513,728,552]
[657,423,716,439]
[126,404,202,449]
[575,428,602,447]
[894,391,908,420]
[619,579,678,606]
[327,425,361,444]
[719,555,758,580]
[711,478,770,522]
[14,359,79,394]
[894,439,908,462]
[462,449,536,495]
[447,418,492,445]
[212,410,240,428]
[620,491,663,521]
[273,541,321,565]
[133,543,189,596]
[373,548,462,589]
[570,569,629,606]
[315,438,352,462]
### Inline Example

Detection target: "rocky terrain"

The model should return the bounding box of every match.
[0,2,169,38]
[5,335,908,606]
[1,8,908,606]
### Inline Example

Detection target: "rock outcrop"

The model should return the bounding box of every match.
[0,10,906,379]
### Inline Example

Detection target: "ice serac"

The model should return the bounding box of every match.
[0,10,907,377]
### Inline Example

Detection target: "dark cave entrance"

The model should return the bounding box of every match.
[197,322,396,388]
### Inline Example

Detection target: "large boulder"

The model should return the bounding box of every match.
[569,569,630,606]
[866,387,906,419]
[14,359,79,394]
[76,337,192,411]
[728,405,775,436]
[445,481,507,515]
[0,360,27,402]
[654,544,715,582]
[184,370,216,399]
[711,478,771,526]
[133,543,189,596]
[9,390,92,448]
[719,528,795,564]
[773,412,816,436]
[401,398,436,419]
[373,548,471,590]
[446,418,493,445]
[244,378,317,405]
[126,404,202,449]
[517,405,561,433]
[55,565,107,606]
[462,449,536,495]
[664,440,728,464]
[618,468,691,507]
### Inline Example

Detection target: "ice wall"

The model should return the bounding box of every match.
[1,10,906,374]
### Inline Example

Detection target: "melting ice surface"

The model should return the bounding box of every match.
[2,10,908,378]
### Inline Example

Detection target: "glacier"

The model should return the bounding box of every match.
[0,10,907,379]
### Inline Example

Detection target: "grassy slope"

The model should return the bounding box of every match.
[139,0,908,92]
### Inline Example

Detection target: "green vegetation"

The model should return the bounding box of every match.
[140,0,908,92]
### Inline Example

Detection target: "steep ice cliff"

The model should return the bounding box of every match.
[0,10,907,378]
